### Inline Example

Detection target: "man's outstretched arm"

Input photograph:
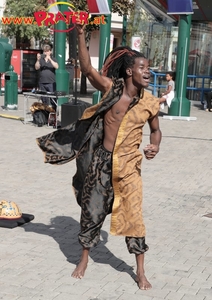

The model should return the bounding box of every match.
[76,25,111,94]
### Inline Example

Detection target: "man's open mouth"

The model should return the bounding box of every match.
[143,76,150,82]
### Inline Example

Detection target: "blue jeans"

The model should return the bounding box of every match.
[39,82,56,110]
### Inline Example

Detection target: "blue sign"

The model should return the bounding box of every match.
[167,0,193,14]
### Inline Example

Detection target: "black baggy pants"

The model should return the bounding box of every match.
[78,144,149,255]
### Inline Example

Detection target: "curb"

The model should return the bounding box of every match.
[0,114,24,121]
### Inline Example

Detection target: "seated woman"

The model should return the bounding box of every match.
[159,72,175,110]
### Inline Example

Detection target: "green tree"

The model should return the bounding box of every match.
[128,0,174,70]
[3,0,135,48]
[71,0,135,41]
[3,0,49,48]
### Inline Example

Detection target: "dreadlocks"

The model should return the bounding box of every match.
[101,46,146,79]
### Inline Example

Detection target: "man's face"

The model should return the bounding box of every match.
[44,49,51,56]
[130,57,151,88]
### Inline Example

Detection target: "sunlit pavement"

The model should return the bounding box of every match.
[0,93,212,300]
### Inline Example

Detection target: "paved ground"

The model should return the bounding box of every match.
[0,92,212,300]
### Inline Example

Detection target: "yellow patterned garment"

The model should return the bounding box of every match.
[37,79,159,237]
[79,84,159,237]
[111,90,159,237]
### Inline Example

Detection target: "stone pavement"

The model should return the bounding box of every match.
[0,93,212,300]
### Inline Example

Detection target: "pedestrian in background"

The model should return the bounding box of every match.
[159,71,175,109]
[206,90,212,111]
[35,44,59,111]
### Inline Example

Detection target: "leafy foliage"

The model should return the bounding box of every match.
[2,0,135,47]
[112,0,135,16]
[127,0,175,69]
[3,0,49,46]
[71,0,135,16]
[71,0,135,41]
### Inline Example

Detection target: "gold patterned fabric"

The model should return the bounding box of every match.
[30,102,55,113]
[111,89,159,237]
[37,79,159,237]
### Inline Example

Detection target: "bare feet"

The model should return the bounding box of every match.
[135,274,152,290]
[71,259,88,279]
[71,247,89,279]
[135,252,152,290]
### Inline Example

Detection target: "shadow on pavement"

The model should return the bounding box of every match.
[159,111,168,117]
[193,103,204,110]
[22,215,135,279]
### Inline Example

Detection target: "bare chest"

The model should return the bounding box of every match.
[107,97,131,121]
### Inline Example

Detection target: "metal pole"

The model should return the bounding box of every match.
[168,14,192,116]
[54,0,69,106]
[69,25,77,96]
[122,15,127,46]
[74,61,78,104]
[0,73,2,96]
[92,0,113,105]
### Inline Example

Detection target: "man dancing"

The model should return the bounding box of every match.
[37,23,161,290]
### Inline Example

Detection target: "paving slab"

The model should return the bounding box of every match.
[0,92,212,300]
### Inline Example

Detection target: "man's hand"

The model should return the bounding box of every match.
[75,22,86,35]
[45,53,51,60]
[143,144,159,160]
[37,53,41,60]
[68,7,85,35]
[35,53,41,70]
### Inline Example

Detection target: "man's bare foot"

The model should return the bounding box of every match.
[135,252,152,290]
[71,260,88,279]
[72,247,89,279]
[135,274,152,290]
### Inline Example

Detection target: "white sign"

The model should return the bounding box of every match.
[131,36,141,51]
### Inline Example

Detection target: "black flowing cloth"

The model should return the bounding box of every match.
[36,79,124,206]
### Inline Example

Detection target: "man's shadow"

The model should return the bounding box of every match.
[22,216,135,279]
